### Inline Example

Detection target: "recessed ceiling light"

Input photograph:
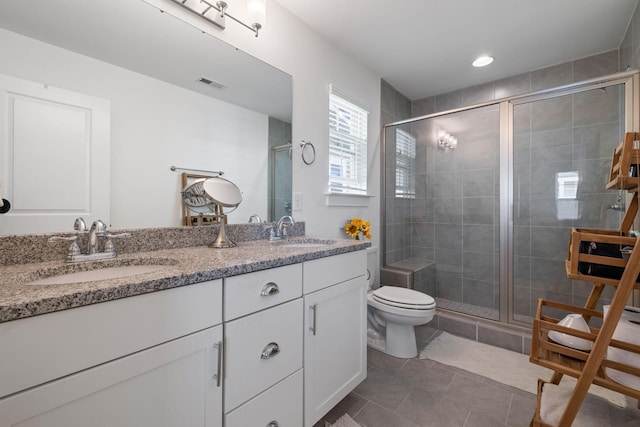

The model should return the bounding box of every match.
[472,56,494,67]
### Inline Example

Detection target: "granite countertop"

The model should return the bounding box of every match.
[0,237,370,323]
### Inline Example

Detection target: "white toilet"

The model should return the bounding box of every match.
[366,247,436,358]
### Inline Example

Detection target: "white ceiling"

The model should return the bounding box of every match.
[275,0,639,100]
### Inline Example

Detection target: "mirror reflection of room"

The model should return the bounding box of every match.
[0,0,292,235]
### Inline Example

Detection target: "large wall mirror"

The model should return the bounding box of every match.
[0,0,292,236]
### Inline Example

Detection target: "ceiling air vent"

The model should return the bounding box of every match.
[197,76,226,89]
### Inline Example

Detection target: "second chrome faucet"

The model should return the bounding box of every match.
[269,215,295,241]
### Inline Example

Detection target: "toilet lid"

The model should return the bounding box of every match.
[372,286,435,310]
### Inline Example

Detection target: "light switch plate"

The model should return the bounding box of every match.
[293,192,303,211]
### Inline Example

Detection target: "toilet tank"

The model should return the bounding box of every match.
[366,246,378,289]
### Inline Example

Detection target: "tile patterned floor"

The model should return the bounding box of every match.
[314,332,640,427]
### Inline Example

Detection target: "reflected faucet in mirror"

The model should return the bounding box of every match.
[48,218,131,263]
[248,214,263,223]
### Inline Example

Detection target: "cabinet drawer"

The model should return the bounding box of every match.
[303,250,366,294]
[224,299,303,411]
[224,263,302,321]
[225,370,303,427]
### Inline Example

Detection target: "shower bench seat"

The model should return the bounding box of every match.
[381,258,435,290]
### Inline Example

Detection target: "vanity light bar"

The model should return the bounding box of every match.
[170,0,265,38]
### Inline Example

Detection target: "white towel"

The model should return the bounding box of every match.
[539,382,611,427]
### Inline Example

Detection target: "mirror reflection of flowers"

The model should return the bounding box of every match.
[344,218,371,240]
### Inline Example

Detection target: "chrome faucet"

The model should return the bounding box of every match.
[88,219,107,254]
[270,215,295,240]
[248,214,263,223]
[48,217,130,263]
[74,217,87,233]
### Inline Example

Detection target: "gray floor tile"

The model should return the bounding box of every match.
[464,410,507,427]
[316,392,368,425]
[353,366,413,412]
[367,347,410,372]
[445,374,512,421]
[320,347,640,427]
[354,401,420,427]
[506,394,538,427]
[396,358,455,393]
[397,388,470,427]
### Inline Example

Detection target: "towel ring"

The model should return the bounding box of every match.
[300,140,316,165]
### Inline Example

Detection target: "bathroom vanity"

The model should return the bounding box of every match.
[0,237,368,427]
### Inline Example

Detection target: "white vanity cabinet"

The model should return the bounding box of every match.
[0,280,224,427]
[223,264,304,427]
[0,248,367,427]
[303,250,367,427]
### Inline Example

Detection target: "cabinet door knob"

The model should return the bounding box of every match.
[261,342,280,359]
[267,421,279,427]
[260,282,280,296]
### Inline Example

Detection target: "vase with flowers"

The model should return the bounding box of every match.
[344,218,371,240]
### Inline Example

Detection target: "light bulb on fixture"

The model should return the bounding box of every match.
[437,129,457,150]
[171,0,266,37]
[247,0,266,33]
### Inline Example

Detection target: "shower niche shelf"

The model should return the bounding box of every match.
[529,131,640,427]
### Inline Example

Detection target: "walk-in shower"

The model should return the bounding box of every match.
[382,70,639,327]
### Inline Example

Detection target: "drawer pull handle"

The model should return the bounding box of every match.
[260,282,280,296]
[261,342,280,359]
[267,422,279,427]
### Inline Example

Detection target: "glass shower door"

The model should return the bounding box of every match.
[383,104,501,321]
[510,84,625,324]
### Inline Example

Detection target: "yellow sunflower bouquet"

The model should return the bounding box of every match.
[344,217,371,240]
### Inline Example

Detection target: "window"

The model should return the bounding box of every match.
[556,171,579,199]
[395,128,416,198]
[328,86,368,194]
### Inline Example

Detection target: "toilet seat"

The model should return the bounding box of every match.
[372,286,435,310]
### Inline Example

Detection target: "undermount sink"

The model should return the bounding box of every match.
[278,239,336,248]
[19,258,178,286]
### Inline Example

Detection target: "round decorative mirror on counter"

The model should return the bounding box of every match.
[181,177,243,248]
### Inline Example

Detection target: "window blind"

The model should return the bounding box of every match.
[395,128,416,198]
[328,87,368,194]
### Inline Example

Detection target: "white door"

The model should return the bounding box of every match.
[0,326,223,427]
[303,276,367,427]
[0,74,110,235]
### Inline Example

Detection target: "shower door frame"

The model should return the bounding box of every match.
[381,69,640,327]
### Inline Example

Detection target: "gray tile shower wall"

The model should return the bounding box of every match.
[382,47,624,324]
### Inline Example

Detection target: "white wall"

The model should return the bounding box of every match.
[164,0,383,248]
[0,28,268,230]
